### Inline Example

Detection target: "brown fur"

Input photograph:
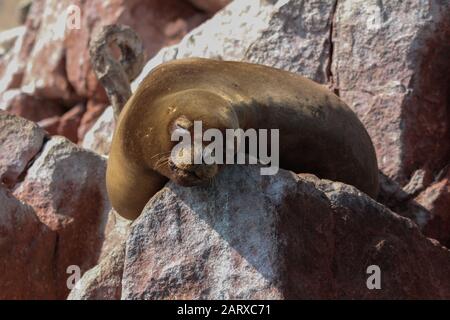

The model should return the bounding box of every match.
[107,58,379,220]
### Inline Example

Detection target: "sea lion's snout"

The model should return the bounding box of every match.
[168,143,219,186]
[168,157,218,187]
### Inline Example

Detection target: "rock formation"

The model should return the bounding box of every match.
[0,112,123,299]
[87,0,450,247]
[0,0,449,299]
[69,166,450,299]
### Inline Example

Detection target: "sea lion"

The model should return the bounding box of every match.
[106,57,379,220]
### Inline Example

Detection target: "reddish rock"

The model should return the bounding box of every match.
[0,26,26,58]
[13,135,111,299]
[417,168,450,247]
[0,53,23,93]
[64,0,207,101]
[98,210,131,260]
[331,0,450,184]
[67,210,130,300]
[376,172,431,230]
[132,0,338,90]
[70,166,450,299]
[127,0,284,92]
[0,89,66,122]
[1,0,449,300]
[81,106,115,155]
[0,0,45,94]
[77,100,108,142]
[329,0,450,244]
[57,103,86,143]
[244,0,336,83]
[37,116,60,136]
[0,112,46,188]
[0,113,113,299]
[187,0,231,14]
[0,185,57,300]
[307,174,450,299]
[5,0,208,104]
[67,208,131,300]
[120,167,450,299]
[17,0,46,61]
[67,241,126,300]
[21,0,76,101]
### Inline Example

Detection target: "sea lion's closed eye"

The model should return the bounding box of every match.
[174,116,193,131]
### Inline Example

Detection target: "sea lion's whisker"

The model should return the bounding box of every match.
[155,159,168,170]
[155,155,169,165]
[156,158,170,170]
[151,151,171,161]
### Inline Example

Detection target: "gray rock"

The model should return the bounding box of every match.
[0,112,46,187]
[245,0,336,83]
[67,242,126,300]
[115,166,450,299]
[0,184,57,299]
[332,0,450,183]
[81,106,115,155]
[13,134,111,298]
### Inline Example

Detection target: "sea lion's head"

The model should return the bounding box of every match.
[152,89,239,187]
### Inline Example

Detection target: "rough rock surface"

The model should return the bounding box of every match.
[332,0,450,185]
[0,113,114,299]
[187,0,232,14]
[244,0,336,84]
[0,26,25,57]
[0,89,66,122]
[77,100,109,142]
[132,0,279,90]
[67,209,131,300]
[81,106,115,155]
[0,112,46,187]
[0,184,57,299]
[65,0,207,101]
[57,103,86,143]
[67,241,126,300]
[418,168,450,247]
[101,210,131,254]
[70,166,450,299]
[12,136,111,298]
[21,0,75,100]
[0,1,42,95]
[377,172,431,230]
[330,0,450,245]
